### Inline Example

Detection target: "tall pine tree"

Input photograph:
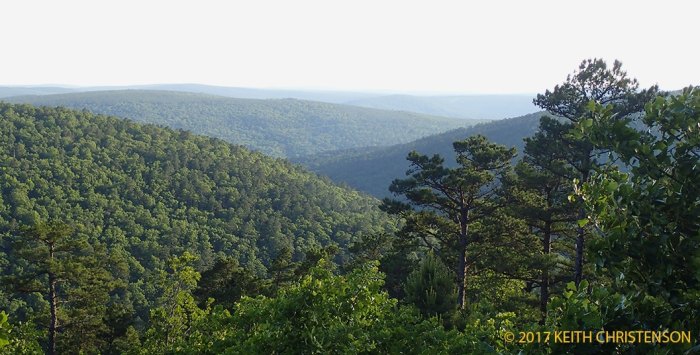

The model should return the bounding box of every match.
[382,135,516,309]
[531,58,657,285]
[2,222,115,354]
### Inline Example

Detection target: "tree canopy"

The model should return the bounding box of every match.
[1,60,698,353]
[0,102,395,352]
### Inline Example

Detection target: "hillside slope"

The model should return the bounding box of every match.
[297,111,545,197]
[6,90,481,158]
[0,103,395,277]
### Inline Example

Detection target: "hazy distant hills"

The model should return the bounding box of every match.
[0,84,540,119]
[135,84,380,103]
[148,86,540,119]
[0,85,376,103]
[297,111,545,197]
[6,90,482,158]
[0,86,76,97]
[346,94,538,120]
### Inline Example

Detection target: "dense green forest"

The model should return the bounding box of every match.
[0,103,396,353]
[7,90,481,158]
[1,59,698,354]
[298,111,544,197]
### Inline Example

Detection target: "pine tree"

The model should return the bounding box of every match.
[194,257,262,310]
[532,58,657,285]
[267,246,298,293]
[382,135,515,309]
[404,253,457,317]
[505,157,576,320]
[2,222,115,354]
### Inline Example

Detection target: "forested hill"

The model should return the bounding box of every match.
[6,90,482,158]
[0,102,394,275]
[298,111,544,197]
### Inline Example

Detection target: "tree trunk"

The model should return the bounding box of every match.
[457,207,469,309]
[540,221,552,323]
[574,168,589,287]
[457,240,468,309]
[48,245,58,355]
[574,213,585,286]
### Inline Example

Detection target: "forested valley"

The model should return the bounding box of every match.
[0,59,698,354]
[297,111,545,197]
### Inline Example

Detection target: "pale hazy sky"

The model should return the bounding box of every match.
[1,0,697,94]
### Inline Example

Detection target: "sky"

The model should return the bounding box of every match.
[1,0,698,94]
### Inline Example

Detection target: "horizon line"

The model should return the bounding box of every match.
[0,83,539,97]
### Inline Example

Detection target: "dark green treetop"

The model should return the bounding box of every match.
[534,58,658,122]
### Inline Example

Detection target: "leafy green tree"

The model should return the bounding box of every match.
[577,88,700,338]
[0,317,43,355]
[0,312,8,349]
[523,87,699,355]
[532,58,658,286]
[382,135,516,309]
[221,260,396,353]
[404,252,457,317]
[141,252,209,352]
[532,281,613,354]
[159,260,513,354]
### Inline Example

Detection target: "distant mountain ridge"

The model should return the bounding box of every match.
[346,94,539,120]
[0,86,76,97]
[0,84,540,119]
[5,90,482,158]
[0,84,377,102]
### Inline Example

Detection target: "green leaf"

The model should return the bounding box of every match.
[577,219,589,228]
[605,181,618,193]
[580,118,594,129]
